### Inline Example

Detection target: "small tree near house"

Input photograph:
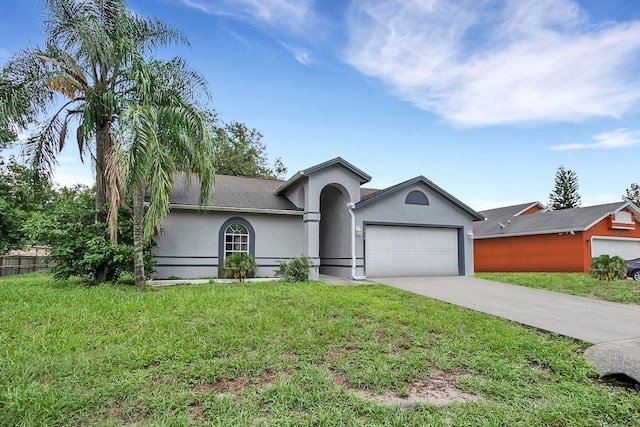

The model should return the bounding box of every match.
[590,255,627,281]
[220,253,257,282]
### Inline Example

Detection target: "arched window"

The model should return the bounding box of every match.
[218,217,255,262]
[224,222,249,258]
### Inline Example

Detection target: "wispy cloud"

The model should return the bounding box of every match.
[177,0,316,33]
[344,0,640,126]
[279,41,314,65]
[550,128,640,151]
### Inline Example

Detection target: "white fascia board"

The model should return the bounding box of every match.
[169,204,303,216]
[475,228,583,239]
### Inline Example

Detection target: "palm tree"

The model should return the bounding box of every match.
[1,0,188,282]
[109,58,215,289]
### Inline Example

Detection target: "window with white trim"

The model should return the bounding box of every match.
[224,223,249,258]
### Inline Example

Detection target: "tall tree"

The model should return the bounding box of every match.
[215,121,287,179]
[623,183,640,207]
[549,165,581,210]
[1,0,187,282]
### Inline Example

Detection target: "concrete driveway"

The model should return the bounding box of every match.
[373,276,640,382]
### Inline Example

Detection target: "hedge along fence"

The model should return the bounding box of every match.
[0,255,56,277]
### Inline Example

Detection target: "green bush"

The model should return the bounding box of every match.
[275,255,314,282]
[590,254,627,281]
[220,253,257,281]
[23,185,155,283]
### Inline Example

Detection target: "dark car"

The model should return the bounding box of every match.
[627,258,640,281]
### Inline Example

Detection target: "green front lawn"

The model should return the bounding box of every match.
[476,272,640,304]
[1,273,638,426]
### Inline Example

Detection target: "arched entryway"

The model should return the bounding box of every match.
[319,184,351,277]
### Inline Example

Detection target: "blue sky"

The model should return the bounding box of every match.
[2,0,640,210]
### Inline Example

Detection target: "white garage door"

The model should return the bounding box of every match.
[366,225,459,277]
[592,237,640,260]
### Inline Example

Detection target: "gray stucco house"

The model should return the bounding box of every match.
[153,158,484,280]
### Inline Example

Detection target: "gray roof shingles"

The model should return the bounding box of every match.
[170,174,299,211]
[474,201,629,237]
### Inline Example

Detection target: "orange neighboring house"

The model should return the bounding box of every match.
[473,201,640,273]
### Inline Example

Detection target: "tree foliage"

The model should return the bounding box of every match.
[548,166,581,210]
[0,79,34,146]
[0,156,55,254]
[23,185,154,282]
[623,183,640,207]
[1,0,196,282]
[215,121,287,179]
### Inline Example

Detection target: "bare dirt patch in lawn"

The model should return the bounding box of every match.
[193,371,291,396]
[194,376,247,395]
[188,404,207,422]
[334,368,481,407]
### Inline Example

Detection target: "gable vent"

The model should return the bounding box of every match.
[405,190,429,206]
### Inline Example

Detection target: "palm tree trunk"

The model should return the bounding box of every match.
[94,123,110,284]
[133,189,146,290]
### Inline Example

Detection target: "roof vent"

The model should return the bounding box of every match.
[405,190,429,206]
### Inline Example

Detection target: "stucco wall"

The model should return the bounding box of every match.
[153,210,304,279]
[355,183,477,276]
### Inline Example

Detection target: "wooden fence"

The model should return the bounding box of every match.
[0,255,56,277]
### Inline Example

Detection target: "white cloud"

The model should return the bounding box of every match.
[177,0,316,33]
[550,128,640,150]
[344,0,640,126]
[279,41,314,65]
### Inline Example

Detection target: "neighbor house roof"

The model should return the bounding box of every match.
[356,176,485,221]
[477,202,546,223]
[169,174,299,212]
[474,201,640,238]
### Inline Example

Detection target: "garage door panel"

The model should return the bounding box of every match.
[366,226,459,277]
[592,238,640,260]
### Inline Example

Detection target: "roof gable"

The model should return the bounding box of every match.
[274,157,371,195]
[355,176,484,221]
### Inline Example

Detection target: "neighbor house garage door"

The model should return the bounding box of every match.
[365,225,459,277]
[592,237,640,260]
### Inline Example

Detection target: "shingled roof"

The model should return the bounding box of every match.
[169,174,299,211]
[474,201,639,238]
